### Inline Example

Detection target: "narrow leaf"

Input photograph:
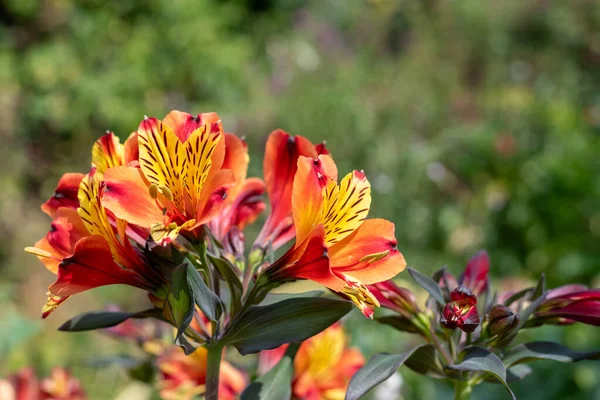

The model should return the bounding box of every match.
[503,287,532,307]
[223,297,352,355]
[403,345,444,377]
[446,347,515,400]
[531,274,546,301]
[58,308,160,332]
[59,311,134,332]
[345,345,428,400]
[506,364,533,382]
[168,263,194,340]
[241,343,300,400]
[408,267,445,306]
[515,292,548,330]
[208,254,243,316]
[186,260,224,322]
[503,341,600,367]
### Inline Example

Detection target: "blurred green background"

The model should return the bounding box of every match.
[1,0,599,398]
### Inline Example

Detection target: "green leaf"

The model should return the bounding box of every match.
[175,333,199,355]
[186,260,224,322]
[260,290,324,306]
[208,254,243,316]
[404,345,444,377]
[223,297,352,355]
[531,274,546,301]
[168,263,194,340]
[58,309,158,332]
[446,347,515,400]
[515,292,548,330]
[503,341,600,367]
[346,345,428,400]
[502,287,532,307]
[375,315,419,333]
[241,343,300,400]
[408,267,445,306]
[506,364,532,382]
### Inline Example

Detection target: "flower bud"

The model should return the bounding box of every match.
[440,286,480,332]
[487,305,519,336]
[369,280,418,315]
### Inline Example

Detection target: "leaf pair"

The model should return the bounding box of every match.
[168,261,224,340]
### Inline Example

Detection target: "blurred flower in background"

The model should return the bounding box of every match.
[259,323,364,400]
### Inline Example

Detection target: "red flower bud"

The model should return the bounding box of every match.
[459,250,489,297]
[369,280,418,315]
[487,305,519,336]
[440,286,480,332]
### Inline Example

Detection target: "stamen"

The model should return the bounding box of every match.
[25,247,53,258]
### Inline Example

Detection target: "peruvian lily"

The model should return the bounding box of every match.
[438,250,490,300]
[208,133,266,257]
[101,111,236,245]
[262,154,406,317]
[0,367,86,400]
[157,346,246,400]
[440,286,480,332]
[258,323,364,400]
[26,133,165,318]
[253,130,328,252]
[531,284,600,327]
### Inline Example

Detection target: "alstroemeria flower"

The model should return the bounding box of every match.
[253,130,328,251]
[0,368,39,400]
[157,346,246,400]
[101,111,236,244]
[264,155,406,317]
[258,323,364,400]
[532,284,600,326]
[27,133,165,317]
[208,133,266,254]
[40,368,86,400]
[440,286,480,332]
[0,367,86,400]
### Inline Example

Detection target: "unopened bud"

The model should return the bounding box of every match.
[488,305,519,336]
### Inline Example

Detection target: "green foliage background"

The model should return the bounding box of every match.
[1,0,598,399]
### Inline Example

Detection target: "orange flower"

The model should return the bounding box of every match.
[101,111,236,244]
[259,323,364,400]
[157,347,246,400]
[0,367,86,400]
[263,155,406,317]
[40,368,86,400]
[253,130,328,251]
[208,133,266,254]
[26,133,164,318]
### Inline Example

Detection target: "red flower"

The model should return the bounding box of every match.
[440,286,480,332]
[263,155,406,317]
[253,130,328,251]
[533,285,600,326]
[26,133,165,317]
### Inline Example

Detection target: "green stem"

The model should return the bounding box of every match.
[454,380,472,400]
[205,344,223,400]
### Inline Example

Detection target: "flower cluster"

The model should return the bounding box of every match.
[0,368,85,400]
[27,110,406,399]
[347,250,600,400]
